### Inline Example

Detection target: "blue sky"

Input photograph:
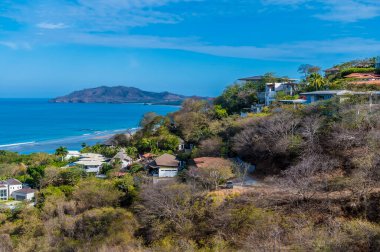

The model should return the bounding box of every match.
[0,0,380,98]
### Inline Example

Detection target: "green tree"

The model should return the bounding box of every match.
[307,73,327,91]
[213,105,228,119]
[55,146,68,161]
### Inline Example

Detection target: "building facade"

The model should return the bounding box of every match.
[0,178,35,201]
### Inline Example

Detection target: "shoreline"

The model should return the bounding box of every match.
[0,128,138,154]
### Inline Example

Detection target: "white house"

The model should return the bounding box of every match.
[238,75,300,106]
[0,178,35,201]
[74,153,107,174]
[148,153,180,178]
[12,188,35,201]
[264,81,299,106]
[65,150,81,160]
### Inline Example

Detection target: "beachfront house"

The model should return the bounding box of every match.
[111,150,133,169]
[0,178,35,201]
[74,153,107,174]
[148,153,180,177]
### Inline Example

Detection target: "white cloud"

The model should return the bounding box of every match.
[0,41,31,50]
[262,0,380,22]
[60,33,380,61]
[37,22,68,30]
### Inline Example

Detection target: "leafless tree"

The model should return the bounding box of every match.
[282,153,339,200]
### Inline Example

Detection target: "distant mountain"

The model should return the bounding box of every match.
[50,86,205,104]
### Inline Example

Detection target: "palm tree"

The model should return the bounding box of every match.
[308,73,326,91]
[55,146,68,161]
[81,142,87,148]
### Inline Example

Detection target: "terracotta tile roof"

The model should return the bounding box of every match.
[154,153,179,167]
[113,172,127,177]
[142,153,155,159]
[344,73,380,79]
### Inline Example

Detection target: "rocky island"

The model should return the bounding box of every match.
[50,86,205,105]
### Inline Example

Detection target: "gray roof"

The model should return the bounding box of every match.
[13,188,35,194]
[238,75,264,81]
[154,153,179,167]
[300,90,348,95]
[112,151,133,161]
[279,99,307,104]
[6,178,22,185]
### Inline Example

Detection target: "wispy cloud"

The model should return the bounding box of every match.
[0,41,31,50]
[37,22,68,30]
[262,0,380,22]
[61,33,380,61]
[0,0,379,63]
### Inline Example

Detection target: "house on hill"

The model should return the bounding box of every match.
[300,90,351,104]
[74,153,107,174]
[238,75,300,106]
[111,150,133,169]
[0,178,35,201]
[148,153,181,177]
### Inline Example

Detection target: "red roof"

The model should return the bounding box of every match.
[345,73,380,79]
[113,172,127,177]
[142,153,155,159]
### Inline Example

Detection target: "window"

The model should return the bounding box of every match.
[0,189,7,200]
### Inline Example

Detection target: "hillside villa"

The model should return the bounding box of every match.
[239,75,300,106]
[148,153,181,178]
[74,153,108,174]
[0,178,35,201]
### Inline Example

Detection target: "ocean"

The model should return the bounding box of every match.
[0,99,179,153]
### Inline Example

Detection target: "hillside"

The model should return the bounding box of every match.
[50,86,202,104]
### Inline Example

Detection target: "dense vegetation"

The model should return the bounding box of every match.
[2,59,380,251]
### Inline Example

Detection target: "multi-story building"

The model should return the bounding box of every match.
[0,178,35,201]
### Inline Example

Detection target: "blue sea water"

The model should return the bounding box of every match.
[0,99,179,153]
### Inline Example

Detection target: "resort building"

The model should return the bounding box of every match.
[0,178,35,201]
[74,153,107,174]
